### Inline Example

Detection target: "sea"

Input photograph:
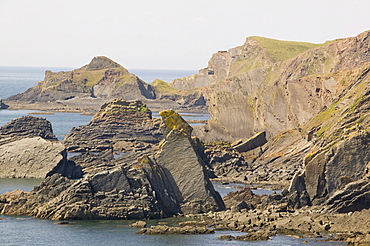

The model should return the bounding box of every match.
[0,67,345,245]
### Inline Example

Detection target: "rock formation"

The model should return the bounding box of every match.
[155,110,225,214]
[0,116,82,179]
[0,108,224,219]
[286,62,370,209]
[172,30,370,141]
[6,56,155,103]
[0,99,8,109]
[3,57,207,113]
[63,99,163,152]
[0,137,81,179]
[0,116,57,144]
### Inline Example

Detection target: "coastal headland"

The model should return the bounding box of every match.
[1,30,370,244]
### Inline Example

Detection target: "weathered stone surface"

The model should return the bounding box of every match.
[0,116,57,144]
[0,137,81,179]
[155,110,225,214]
[173,30,370,141]
[222,187,263,210]
[324,179,370,213]
[231,131,267,153]
[63,99,163,152]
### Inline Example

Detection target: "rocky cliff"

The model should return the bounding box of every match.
[173,30,370,141]
[0,107,224,219]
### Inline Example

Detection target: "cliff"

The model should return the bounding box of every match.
[173,30,370,141]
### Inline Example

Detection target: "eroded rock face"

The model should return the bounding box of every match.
[63,99,163,152]
[0,137,81,179]
[172,30,370,141]
[0,116,57,144]
[155,110,225,214]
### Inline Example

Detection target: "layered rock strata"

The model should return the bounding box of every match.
[0,108,224,219]
[63,99,163,152]
[173,30,370,141]
[0,116,82,179]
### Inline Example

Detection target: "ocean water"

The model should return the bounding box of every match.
[0,67,345,245]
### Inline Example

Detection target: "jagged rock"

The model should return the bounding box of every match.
[202,142,249,180]
[0,116,57,144]
[0,137,81,179]
[0,99,8,109]
[155,110,225,213]
[0,109,224,219]
[5,56,155,109]
[63,99,163,152]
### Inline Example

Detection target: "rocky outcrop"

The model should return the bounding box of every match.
[0,137,81,179]
[0,99,8,109]
[0,116,57,144]
[63,99,163,152]
[172,30,370,141]
[0,116,82,179]
[0,109,224,219]
[155,110,225,214]
[287,63,370,208]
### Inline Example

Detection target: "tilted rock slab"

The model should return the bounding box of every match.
[0,137,81,178]
[155,110,225,214]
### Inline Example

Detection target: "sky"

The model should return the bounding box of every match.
[0,0,369,70]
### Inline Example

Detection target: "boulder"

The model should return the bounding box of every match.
[0,137,82,179]
[231,131,267,153]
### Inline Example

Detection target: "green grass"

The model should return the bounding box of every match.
[250,36,329,62]
[152,79,179,94]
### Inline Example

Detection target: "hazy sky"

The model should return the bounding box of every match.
[0,0,369,70]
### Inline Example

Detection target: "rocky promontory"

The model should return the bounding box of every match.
[3,56,207,113]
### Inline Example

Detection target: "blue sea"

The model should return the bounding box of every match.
[0,67,345,245]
